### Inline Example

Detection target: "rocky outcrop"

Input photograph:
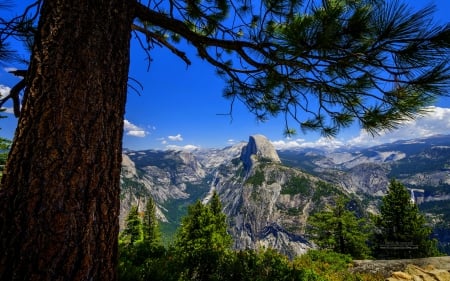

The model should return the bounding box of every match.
[388,264,450,281]
[240,135,280,172]
[352,256,450,280]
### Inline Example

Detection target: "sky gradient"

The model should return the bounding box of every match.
[1,0,450,150]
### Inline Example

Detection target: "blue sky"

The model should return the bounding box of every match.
[1,0,450,150]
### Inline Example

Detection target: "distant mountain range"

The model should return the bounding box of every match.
[120,134,450,255]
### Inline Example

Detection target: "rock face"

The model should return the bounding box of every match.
[240,135,281,172]
[120,150,208,227]
[352,256,450,280]
[206,136,344,258]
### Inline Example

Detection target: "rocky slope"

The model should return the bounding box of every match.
[352,256,450,280]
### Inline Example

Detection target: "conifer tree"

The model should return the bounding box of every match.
[373,179,441,259]
[308,196,372,259]
[142,197,162,245]
[120,205,142,245]
[173,192,232,280]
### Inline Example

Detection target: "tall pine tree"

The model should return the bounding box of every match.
[142,197,162,246]
[308,196,372,259]
[373,179,441,259]
[173,192,232,281]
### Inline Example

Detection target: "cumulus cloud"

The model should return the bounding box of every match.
[3,67,18,73]
[166,144,200,151]
[0,85,10,98]
[124,120,148,137]
[272,137,344,150]
[168,134,183,142]
[272,106,450,150]
[0,85,14,114]
[348,106,450,147]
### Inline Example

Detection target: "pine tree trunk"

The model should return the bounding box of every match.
[0,1,134,280]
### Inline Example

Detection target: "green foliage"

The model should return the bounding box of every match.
[0,109,11,175]
[308,196,372,259]
[118,202,166,281]
[227,248,325,281]
[293,250,383,281]
[372,179,442,259]
[142,197,162,245]
[120,206,142,245]
[171,192,233,280]
[0,136,11,175]
[245,169,265,186]
[281,175,311,195]
[312,181,343,203]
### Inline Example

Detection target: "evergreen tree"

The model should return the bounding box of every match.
[0,109,11,175]
[118,201,167,281]
[373,179,441,259]
[308,196,372,259]
[173,192,232,280]
[120,205,142,245]
[142,197,162,245]
[1,1,449,279]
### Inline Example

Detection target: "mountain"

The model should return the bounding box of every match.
[278,134,450,253]
[120,134,450,255]
[278,134,450,199]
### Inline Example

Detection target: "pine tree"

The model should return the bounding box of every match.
[308,196,372,259]
[120,205,142,245]
[173,192,232,280]
[373,179,441,259]
[142,197,162,245]
[118,200,166,281]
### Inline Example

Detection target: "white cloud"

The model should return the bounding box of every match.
[347,106,450,147]
[272,106,450,149]
[3,67,17,74]
[166,144,200,151]
[272,137,344,150]
[0,85,14,114]
[123,120,148,137]
[168,134,183,142]
[0,85,10,98]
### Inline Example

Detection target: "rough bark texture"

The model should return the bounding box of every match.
[0,0,134,280]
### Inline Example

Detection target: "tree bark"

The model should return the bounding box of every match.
[0,1,134,280]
